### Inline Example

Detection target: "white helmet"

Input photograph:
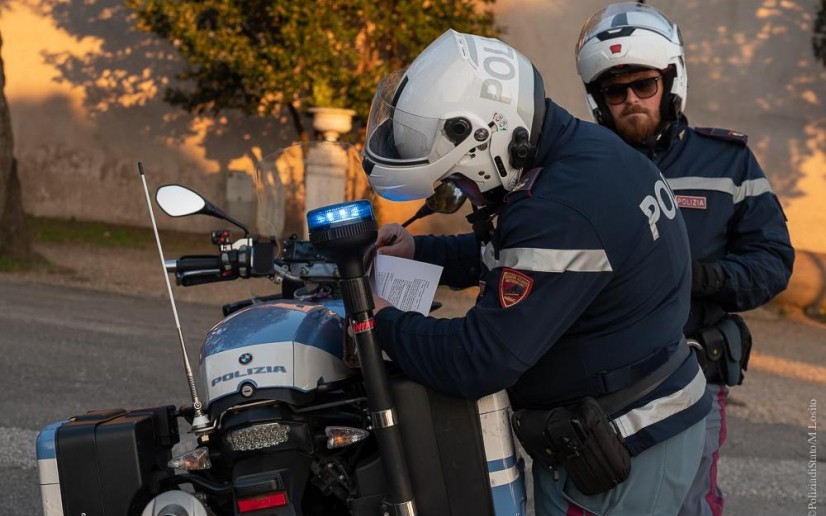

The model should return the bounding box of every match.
[575,2,686,125]
[363,29,546,202]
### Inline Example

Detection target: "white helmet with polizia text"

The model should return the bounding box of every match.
[363,29,546,202]
[575,2,686,125]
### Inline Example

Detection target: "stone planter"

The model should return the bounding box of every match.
[309,107,357,141]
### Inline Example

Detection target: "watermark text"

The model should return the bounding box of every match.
[808,398,818,515]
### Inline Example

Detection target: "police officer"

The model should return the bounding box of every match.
[362,29,711,515]
[575,4,795,515]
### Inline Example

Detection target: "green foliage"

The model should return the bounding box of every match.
[0,253,52,272]
[127,0,499,122]
[28,216,215,254]
[31,216,148,248]
[816,0,826,66]
[0,255,26,272]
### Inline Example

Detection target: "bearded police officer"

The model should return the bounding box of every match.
[362,29,711,515]
[576,4,794,515]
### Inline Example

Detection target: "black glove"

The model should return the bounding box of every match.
[691,260,725,298]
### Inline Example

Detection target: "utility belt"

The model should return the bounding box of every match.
[687,314,752,386]
[511,343,690,496]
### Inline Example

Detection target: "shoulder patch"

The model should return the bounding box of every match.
[504,167,542,203]
[694,127,748,146]
[499,268,533,308]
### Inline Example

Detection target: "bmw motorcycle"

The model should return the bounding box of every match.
[36,142,527,516]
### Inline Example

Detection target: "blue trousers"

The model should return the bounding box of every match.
[678,384,728,516]
[533,418,706,515]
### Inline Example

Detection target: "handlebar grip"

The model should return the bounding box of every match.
[178,270,229,287]
[175,255,222,272]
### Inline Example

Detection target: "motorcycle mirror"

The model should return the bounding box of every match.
[402,180,467,228]
[156,184,251,235]
[156,184,208,217]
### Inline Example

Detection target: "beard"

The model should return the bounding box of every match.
[614,105,661,145]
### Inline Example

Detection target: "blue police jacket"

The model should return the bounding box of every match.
[641,118,794,333]
[375,101,712,455]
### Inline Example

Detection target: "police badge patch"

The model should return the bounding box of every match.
[499,268,533,308]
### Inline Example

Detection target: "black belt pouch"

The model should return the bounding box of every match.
[513,397,630,496]
[696,314,753,386]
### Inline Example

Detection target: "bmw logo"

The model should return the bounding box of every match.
[239,353,253,365]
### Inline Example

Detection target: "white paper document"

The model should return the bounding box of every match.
[370,255,443,315]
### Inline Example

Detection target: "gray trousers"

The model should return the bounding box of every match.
[533,417,706,515]
[678,384,728,516]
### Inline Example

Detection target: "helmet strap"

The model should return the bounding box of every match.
[482,185,506,206]
[466,203,501,244]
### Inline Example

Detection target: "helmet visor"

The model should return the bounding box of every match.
[576,2,681,52]
[365,69,456,165]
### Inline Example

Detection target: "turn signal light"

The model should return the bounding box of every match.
[237,492,288,512]
[325,426,369,449]
[168,447,211,470]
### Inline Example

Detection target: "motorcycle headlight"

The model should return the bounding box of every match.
[226,422,291,452]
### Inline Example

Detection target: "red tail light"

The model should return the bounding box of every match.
[237,492,288,512]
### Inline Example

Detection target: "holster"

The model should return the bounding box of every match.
[693,314,752,386]
[512,397,630,496]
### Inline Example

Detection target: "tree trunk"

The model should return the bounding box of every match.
[0,29,33,261]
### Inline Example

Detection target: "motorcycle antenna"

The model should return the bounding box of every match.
[138,162,212,436]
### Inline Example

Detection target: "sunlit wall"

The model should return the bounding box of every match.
[1,0,824,255]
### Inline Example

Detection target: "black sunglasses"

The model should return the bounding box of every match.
[600,76,661,105]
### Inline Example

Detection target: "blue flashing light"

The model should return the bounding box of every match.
[307,200,374,232]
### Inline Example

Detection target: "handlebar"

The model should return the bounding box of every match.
[165,235,338,288]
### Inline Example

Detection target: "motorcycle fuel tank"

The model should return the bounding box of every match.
[200,299,353,407]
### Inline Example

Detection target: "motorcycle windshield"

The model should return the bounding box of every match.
[254,141,367,238]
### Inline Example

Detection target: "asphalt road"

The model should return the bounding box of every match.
[0,277,823,515]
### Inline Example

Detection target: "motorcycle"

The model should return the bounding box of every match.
[36,142,526,516]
